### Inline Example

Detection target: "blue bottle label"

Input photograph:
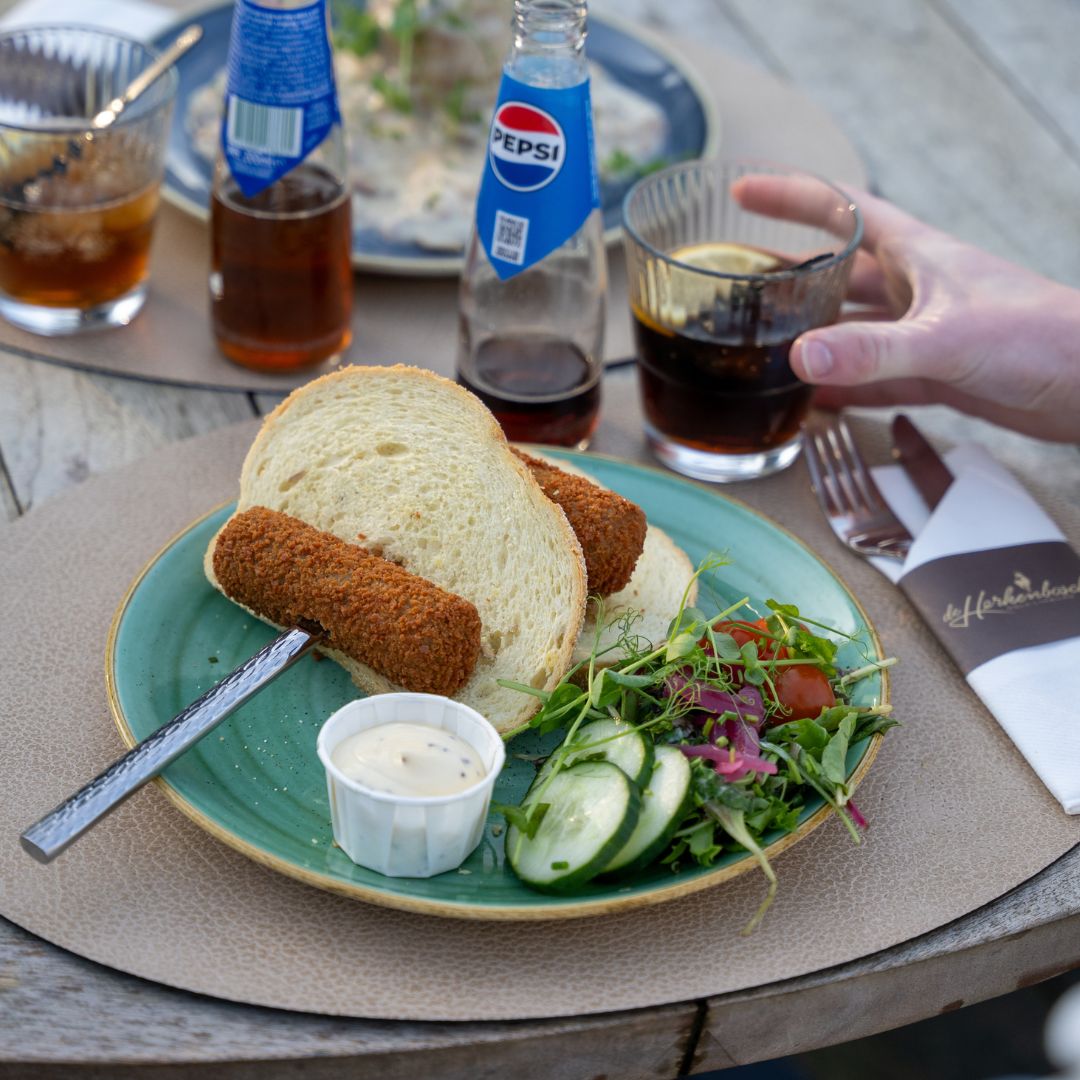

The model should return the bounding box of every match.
[476,72,600,281]
[222,0,341,198]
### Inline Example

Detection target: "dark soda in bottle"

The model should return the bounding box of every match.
[457,0,606,448]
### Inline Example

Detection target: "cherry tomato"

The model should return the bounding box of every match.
[770,664,836,723]
[710,618,787,660]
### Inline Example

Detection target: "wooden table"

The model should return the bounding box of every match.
[2,1,1079,1076]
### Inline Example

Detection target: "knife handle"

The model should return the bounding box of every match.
[20,627,318,864]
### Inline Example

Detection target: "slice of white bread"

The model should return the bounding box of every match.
[204,366,587,732]
[526,454,698,667]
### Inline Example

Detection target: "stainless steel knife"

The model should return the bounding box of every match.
[20,626,321,863]
[891,414,954,511]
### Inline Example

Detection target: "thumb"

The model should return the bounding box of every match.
[791,320,930,386]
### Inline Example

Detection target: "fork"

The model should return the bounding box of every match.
[802,414,912,561]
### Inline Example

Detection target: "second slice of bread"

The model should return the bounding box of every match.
[204,365,588,731]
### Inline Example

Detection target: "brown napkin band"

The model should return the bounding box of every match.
[899,540,1080,675]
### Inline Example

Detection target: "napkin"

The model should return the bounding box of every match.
[848,443,1080,814]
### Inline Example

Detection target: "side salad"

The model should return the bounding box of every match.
[495,558,897,931]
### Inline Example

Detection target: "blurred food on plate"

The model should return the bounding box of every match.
[185,0,669,251]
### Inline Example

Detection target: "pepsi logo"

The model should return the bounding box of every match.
[488,102,566,192]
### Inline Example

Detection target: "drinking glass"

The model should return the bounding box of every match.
[622,159,862,482]
[0,26,177,335]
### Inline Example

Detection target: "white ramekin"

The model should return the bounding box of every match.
[316,693,505,878]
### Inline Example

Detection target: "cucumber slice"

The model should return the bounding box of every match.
[506,761,642,891]
[537,718,655,788]
[603,745,692,875]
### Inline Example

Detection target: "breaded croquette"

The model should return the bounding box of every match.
[213,507,482,696]
[514,450,647,596]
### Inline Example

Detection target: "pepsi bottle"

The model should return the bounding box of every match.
[456,0,607,448]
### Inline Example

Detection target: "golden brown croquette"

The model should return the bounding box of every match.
[213,507,482,696]
[515,450,647,596]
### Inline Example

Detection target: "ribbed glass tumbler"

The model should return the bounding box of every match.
[622,160,862,482]
[0,26,177,335]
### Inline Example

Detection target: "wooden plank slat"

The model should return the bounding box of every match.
[0,354,255,512]
[935,0,1080,162]
[720,0,1080,286]
[251,392,287,417]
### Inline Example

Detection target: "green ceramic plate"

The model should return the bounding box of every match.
[108,452,887,920]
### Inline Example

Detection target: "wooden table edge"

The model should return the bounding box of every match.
[2,842,1077,1073]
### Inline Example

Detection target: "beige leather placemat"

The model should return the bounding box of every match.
[0,37,867,393]
[3,403,1078,1022]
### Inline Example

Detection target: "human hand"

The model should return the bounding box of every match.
[732,176,1080,442]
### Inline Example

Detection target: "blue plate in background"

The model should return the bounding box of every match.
[151,3,717,275]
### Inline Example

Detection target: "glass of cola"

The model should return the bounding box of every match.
[622,159,861,482]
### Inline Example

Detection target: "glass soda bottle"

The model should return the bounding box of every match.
[457,0,607,448]
[210,0,353,372]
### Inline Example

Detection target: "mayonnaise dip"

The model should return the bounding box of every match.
[330,721,487,797]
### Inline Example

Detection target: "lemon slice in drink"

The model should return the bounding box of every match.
[655,243,782,329]
[671,242,782,275]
